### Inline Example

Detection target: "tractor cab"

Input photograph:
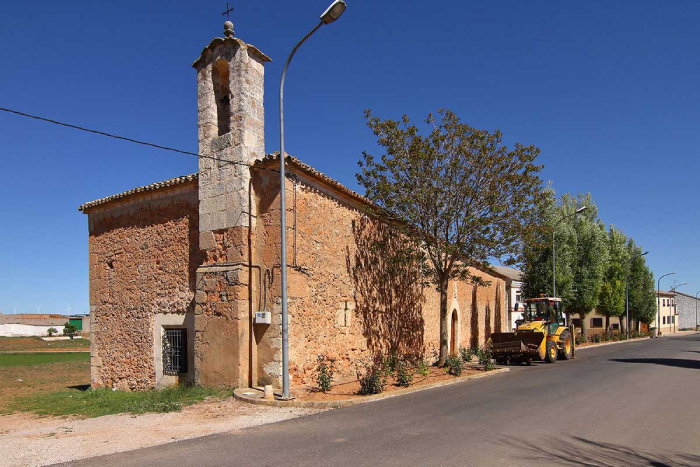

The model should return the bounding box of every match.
[522,297,564,334]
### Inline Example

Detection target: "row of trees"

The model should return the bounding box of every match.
[521,191,656,337]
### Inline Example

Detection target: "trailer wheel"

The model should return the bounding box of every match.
[558,330,573,360]
[544,340,558,363]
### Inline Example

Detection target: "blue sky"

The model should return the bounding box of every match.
[1,1,698,314]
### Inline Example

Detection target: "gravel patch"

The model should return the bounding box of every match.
[0,397,321,467]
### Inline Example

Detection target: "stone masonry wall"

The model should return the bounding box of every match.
[253,168,507,385]
[676,293,700,330]
[87,183,201,390]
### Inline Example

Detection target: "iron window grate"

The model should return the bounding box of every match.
[163,328,187,375]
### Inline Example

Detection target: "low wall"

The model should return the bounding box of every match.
[0,324,66,337]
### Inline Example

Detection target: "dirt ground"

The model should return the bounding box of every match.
[0,397,321,467]
[0,357,90,412]
[0,337,90,352]
[294,366,483,402]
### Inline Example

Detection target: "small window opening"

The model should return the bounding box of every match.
[163,328,187,375]
[212,59,231,136]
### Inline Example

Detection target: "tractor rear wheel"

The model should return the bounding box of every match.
[544,340,558,363]
[558,330,573,360]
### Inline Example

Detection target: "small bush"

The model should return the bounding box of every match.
[46,327,58,337]
[459,346,474,363]
[575,334,586,345]
[445,355,464,376]
[394,360,413,387]
[314,355,336,393]
[358,363,387,395]
[63,323,77,340]
[479,347,494,370]
[383,353,401,373]
[416,360,430,377]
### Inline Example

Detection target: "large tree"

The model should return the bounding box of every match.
[357,109,544,365]
[598,225,629,332]
[522,193,608,339]
[627,240,656,329]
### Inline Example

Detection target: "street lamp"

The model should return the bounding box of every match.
[625,250,648,340]
[552,206,587,299]
[695,291,700,331]
[278,0,347,400]
[657,271,675,336]
[670,282,688,333]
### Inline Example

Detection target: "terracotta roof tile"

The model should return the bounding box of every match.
[78,173,198,212]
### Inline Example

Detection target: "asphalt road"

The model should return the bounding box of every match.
[62,333,700,467]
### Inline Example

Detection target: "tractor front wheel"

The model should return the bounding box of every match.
[558,330,573,360]
[544,340,558,363]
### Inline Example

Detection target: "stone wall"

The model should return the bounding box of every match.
[676,292,699,330]
[252,167,507,385]
[86,182,201,390]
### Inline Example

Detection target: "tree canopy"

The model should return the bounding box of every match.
[358,108,545,364]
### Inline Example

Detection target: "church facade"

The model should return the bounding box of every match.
[79,22,508,391]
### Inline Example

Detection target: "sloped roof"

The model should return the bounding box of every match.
[489,265,523,281]
[78,173,198,212]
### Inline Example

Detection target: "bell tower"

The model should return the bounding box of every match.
[192,21,271,388]
[192,20,271,248]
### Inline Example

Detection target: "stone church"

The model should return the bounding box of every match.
[79,21,509,391]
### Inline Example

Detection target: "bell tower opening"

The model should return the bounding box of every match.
[212,59,231,136]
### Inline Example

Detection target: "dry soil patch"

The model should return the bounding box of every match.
[0,397,320,467]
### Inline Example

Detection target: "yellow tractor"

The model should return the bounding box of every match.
[488,297,574,365]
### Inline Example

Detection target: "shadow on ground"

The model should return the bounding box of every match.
[610,358,700,370]
[501,435,700,466]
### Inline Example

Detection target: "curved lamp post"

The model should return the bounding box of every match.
[279,0,347,400]
[552,206,587,299]
[670,282,688,333]
[625,250,648,339]
[657,271,675,336]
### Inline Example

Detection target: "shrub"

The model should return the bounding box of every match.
[382,353,401,374]
[358,363,387,395]
[63,323,77,340]
[416,359,430,377]
[394,360,413,387]
[445,355,464,376]
[314,355,336,393]
[459,346,474,363]
[575,334,586,345]
[47,327,58,337]
[479,347,494,370]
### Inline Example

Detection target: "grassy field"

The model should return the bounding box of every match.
[0,336,90,352]
[0,338,230,418]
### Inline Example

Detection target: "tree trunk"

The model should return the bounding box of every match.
[605,314,610,334]
[438,277,449,366]
[579,312,588,340]
[619,316,625,336]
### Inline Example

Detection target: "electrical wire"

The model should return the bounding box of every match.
[0,106,280,173]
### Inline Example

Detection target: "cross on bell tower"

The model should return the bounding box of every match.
[221,2,234,19]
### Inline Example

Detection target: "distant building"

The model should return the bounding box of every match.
[0,313,66,337]
[656,290,677,335]
[489,266,523,331]
[672,291,699,331]
[0,313,90,337]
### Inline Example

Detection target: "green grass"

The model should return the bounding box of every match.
[10,385,231,418]
[0,352,90,367]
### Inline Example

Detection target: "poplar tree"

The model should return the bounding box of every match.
[357,109,545,365]
[627,240,657,329]
[598,225,629,332]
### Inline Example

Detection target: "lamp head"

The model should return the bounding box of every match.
[575,206,588,214]
[320,0,347,24]
[641,251,649,256]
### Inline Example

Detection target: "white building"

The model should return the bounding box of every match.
[490,266,524,331]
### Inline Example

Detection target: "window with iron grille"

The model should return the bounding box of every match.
[163,328,187,375]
